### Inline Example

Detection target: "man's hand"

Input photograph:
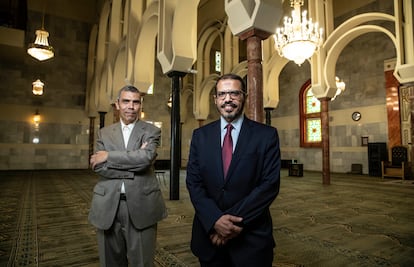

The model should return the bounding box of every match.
[210,233,227,246]
[214,214,243,240]
[141,141,148,149]
[90,151,108,169]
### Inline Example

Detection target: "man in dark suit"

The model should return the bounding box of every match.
[89,85,167,267]
[186,73,281,266]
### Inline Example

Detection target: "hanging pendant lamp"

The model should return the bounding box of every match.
[27,11,54,61]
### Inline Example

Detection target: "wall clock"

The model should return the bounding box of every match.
[352,111,361,121]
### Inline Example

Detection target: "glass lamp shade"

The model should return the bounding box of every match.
[33,114,40,123]
[33,111,41,124]
[280,40,318,65]
[27,29,54,61]
[32,79,44,95]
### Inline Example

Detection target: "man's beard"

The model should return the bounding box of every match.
[219,101,244,121]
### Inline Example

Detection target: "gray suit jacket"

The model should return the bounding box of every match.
[88,120,167,230]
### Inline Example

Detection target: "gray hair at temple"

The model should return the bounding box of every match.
[117,85,141,100]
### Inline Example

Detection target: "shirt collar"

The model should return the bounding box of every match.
[220,114,244,130]
[120,120,136,130]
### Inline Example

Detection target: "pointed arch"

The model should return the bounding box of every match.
[263,53,289,109]
[94,1,111,112]
[194,22,224,120]
[314,13,399,98]
[133,2,158,93]
[86,24,98,117]
[324,25,397,95]
[113,40,128,98]
[181,85,193,123]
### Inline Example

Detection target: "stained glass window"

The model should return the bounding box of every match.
[215,51,221,72]
[306,89,320,114]
[306,118,321,142]
[300,81,322,147]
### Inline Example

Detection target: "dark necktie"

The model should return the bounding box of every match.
[222,124,233,178]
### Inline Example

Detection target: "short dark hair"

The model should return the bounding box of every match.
[214,73,246,94]
[117,85,141,100]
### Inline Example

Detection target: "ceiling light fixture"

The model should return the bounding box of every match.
[33,109,41,134]
[273,0,323,66]
[32,79,44,95]
[27,11,54,61]
[331,76,346,101]
[33,110,41,124]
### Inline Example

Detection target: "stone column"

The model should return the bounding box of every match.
[410,86,414,174]
[225,0,282,123]
[239,29,271,123]
[385,70,402,147]
[319,97,331,185]
[98,111,106,129]
[198,119,205,128]
[264,107,274,126]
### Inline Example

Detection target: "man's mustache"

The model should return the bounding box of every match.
[221,102,237,108]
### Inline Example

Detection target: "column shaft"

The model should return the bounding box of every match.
[320,97,330,185]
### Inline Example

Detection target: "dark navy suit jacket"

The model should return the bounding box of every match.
[186,116,281,264]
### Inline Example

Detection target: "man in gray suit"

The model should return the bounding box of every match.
[89,85,167,267]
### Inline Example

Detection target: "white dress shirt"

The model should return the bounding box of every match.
[120,121,136,193]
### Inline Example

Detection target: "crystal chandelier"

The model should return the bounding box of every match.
[273,0,323,65]
[27,13,54,61]
[32,79,45,95]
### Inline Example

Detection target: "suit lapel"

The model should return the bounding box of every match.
[204,121,225,182]
[233,118,252,160]
[127,120,144,150]
[211,121,225,180]
[110,122,125,149]
[226,118,253,180]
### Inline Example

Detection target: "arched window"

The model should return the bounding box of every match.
[215,51,221,73]
[300,80,322,147]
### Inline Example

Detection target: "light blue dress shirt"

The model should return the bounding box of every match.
[220,115,244,152]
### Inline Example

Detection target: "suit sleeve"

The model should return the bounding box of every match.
[226,127,281,225]
[94,125,161,177]
[186,129,224,233]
